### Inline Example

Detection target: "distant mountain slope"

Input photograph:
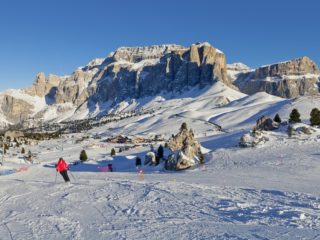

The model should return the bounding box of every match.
[233,57,320,98]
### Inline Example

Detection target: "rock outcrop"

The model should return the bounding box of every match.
[1,95,33,123]
[144,152,156,166]
[234,57,320,98]
[26,73,61,97]
[166,125,204,170]
[254,116,279,131]
[239,131,269,148]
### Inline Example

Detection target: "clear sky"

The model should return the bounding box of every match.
[0,0,319,91]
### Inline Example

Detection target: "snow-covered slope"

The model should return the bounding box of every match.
[1,79,320,239]
[1,105,320,239]
[227,62,252,82]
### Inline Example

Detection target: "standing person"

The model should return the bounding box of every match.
[56,157,70,182]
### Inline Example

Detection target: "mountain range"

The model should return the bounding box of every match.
[0,42,319,127]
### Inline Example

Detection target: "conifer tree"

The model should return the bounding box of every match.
[80,150,88,162]
[21,147,25,154]
[289,109,301,123]
[111,148,116,156]
[157,145,164,159]
[310,108,320,126]
[273,113,282,123]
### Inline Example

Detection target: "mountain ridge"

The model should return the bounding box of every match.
[0,42,319,128]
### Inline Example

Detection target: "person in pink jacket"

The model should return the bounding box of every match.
[56,158,70,182]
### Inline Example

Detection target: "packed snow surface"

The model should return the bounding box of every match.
[1,83,320,239]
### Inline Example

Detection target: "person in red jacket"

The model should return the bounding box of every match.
[56,158,70,182]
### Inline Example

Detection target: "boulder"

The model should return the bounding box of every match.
[144,152,156,165]
[166,127,204,170]
[239,131,269,147]
[255,116,279,131]
[300,126,312,135]
[296,126,315,135]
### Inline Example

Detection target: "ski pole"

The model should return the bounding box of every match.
[69,171,76,182]
[54,171,58,184]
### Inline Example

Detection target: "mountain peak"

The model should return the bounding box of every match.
[227,63,251,72]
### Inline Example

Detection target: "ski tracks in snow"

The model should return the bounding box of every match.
[0,177,320,239]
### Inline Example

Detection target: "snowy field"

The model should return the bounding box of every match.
[1,83,320,239]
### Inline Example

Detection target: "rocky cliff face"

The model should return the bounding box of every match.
[26,73,61,97]
[92,42,229,103]
[234,57,320,98]
[0,95,33,122]
[33,42,229,105]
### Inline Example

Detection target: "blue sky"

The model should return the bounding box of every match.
[0,0,319,91]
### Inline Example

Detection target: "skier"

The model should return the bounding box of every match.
[56,157,70,182]
[135,157,142,167]
[108,163,113,172]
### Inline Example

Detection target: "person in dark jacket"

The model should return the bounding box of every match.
[56,158,70,182]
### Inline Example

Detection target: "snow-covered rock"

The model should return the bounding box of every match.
[254,116,279,131]
[227,62,252,82]
[239,131,269,147]
[166,126,204,170]
[144,151,156,165]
